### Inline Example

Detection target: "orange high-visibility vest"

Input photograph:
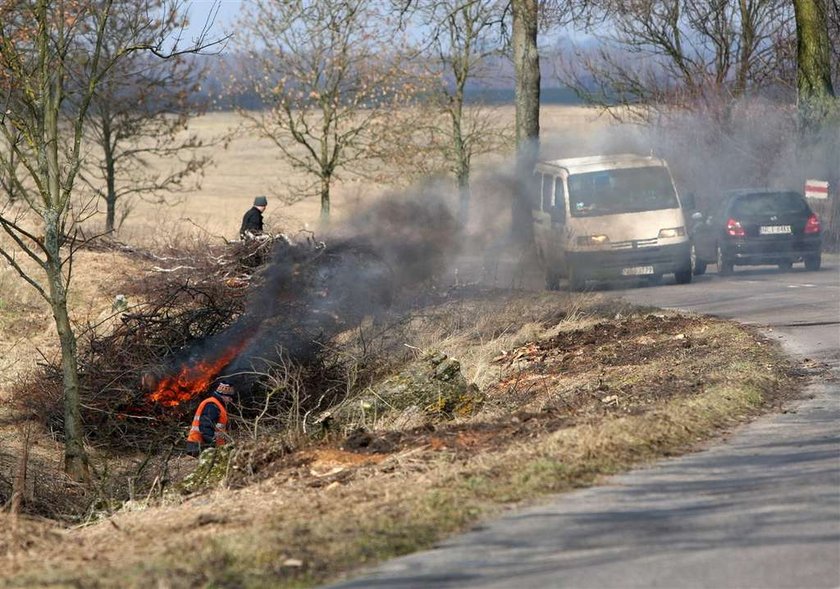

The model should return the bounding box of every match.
[186,397,228,446]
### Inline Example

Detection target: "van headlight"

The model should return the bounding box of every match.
[577,234,610,246]
[658,227,686,238]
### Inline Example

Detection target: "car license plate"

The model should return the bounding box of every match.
[760,225,791,235]
[621,266,654,276]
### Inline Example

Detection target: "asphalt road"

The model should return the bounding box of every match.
[329,258,840,589]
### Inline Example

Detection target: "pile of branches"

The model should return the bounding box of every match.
[11,238,266,450]
[12,234,402,452]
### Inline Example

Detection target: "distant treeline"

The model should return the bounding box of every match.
[187,54,587,112]
[209,86,584,111]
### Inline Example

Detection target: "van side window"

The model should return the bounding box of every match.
[542,174,553,211]
[552,177,566,224]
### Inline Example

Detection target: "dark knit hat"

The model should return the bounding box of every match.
[215,382,235,397]
[253,195,268,206]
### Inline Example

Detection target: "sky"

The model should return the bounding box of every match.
[179,0,592,56]
[184,0,243,48]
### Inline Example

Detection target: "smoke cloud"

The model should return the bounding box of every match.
[207,187,462,392]
[539,99,839,211]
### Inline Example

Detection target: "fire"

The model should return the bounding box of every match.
[148,340,246,407]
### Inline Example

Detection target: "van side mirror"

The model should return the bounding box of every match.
[683,192,696,211]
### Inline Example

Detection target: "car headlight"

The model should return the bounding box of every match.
[577,234,610,246]
[658,227,686,238]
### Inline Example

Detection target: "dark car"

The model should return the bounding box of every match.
[690,189,822,275]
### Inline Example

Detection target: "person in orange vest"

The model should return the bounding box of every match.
[185,381,234,457]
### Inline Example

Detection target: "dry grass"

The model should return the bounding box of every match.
[99,106,616,244]
[0,295,798,589]
[393,291,603,389]
[0,248,144,394]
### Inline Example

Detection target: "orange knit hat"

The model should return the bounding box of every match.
[216,382,235,397]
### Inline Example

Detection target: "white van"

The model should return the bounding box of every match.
[532,153,693,290]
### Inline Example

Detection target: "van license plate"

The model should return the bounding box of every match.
[622,266,654,276]
[760,225,791,235]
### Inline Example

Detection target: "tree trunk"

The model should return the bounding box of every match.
[3,127,17,203]
[457,160,470,228]
[735,0,756,96]
[34,0,90,483]
[55,303,89,482]
[103,119,117,233]
[511,0,539,245]
[793,0,835,128]
[320,175,331,223]
[828,176,840,247]
[794,0,837,243]
[450,91,471,227]
[44,210,90,482]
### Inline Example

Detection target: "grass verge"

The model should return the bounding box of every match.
[0,296,797,589]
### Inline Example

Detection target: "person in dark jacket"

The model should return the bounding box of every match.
[185,382,235,457]
[239,195,268,239]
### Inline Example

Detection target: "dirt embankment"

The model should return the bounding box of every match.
[0,289,805,589]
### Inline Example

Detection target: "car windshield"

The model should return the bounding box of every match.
[568,166,679,217]
[730,192,808,217]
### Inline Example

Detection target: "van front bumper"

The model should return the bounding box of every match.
[567,243,691,279]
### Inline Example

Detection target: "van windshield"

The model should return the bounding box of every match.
[568,166,679,217]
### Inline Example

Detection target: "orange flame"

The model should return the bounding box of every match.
[148,339,248,407]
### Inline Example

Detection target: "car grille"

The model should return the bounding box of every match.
[610,238,658,250]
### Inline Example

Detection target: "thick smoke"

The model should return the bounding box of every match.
[210,188,461,391]
[539,98,839,212]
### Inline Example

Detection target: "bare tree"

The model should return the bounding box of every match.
[561,0,796,122]
[234,0,422,223]
[0,0,220,481]
[394,0,512,225]
[85,1,212,233]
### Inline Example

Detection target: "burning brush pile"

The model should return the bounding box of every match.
[13,197,459,451]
